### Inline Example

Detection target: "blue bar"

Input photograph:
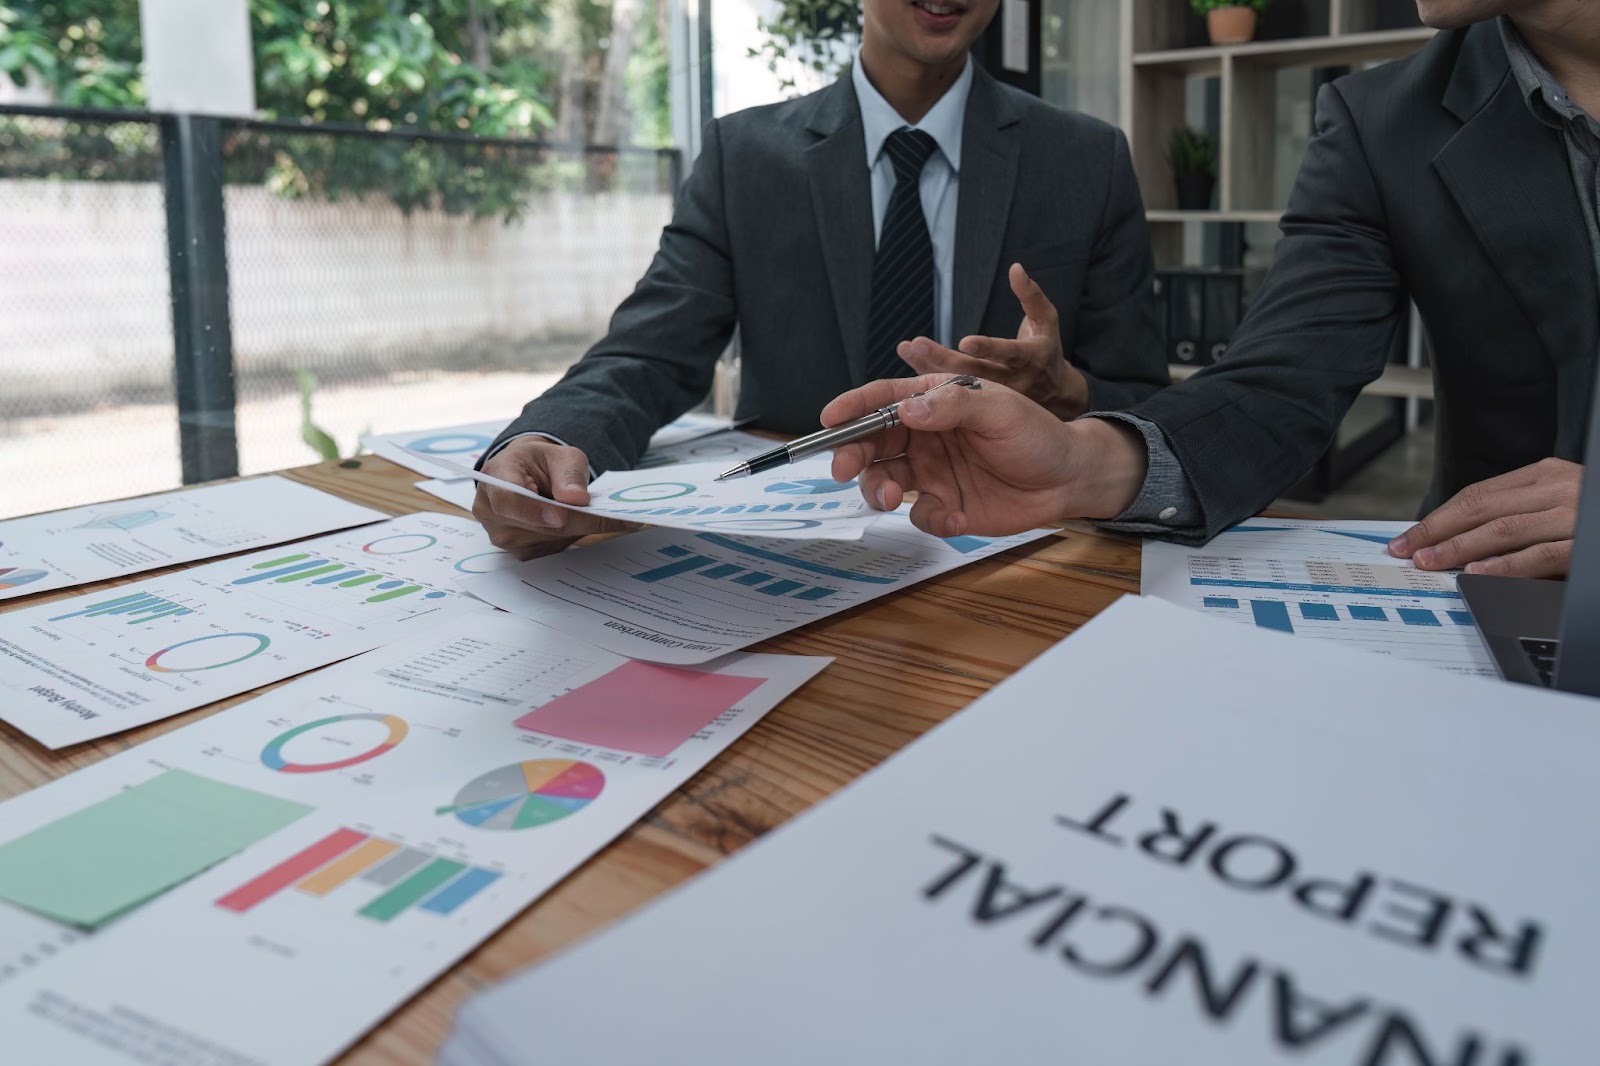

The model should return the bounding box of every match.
[660,545,691,558]
[696,534,900,585]
[696,507,721,515]
[734,571,774,586]
[1250,601,1294,634]
[1398,609,1440,627]
[747,505,768,513]
[760,580,805,596]
[1446,610,1475,626]
[1298,603,1338,621]
[769,504,793,512]
[419,868,502,915]
[722,506,745,514]
[701,563,743,579]
[796,503,816,511]
[945,536,990,555]
[137,607,193,621]
[312,570,366,584]
[636,555,715,582]
[671,507,698,515]
[795,587,836,601]
[821,502,841,510]
[1348,605,1386,621]
[1202,596,1239,608]
[232,560,330,584]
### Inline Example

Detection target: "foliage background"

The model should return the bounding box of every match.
[0,0,673,216]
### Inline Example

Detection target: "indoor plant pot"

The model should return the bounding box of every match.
[1168,126,1218,211]
[1206,5,1258,43]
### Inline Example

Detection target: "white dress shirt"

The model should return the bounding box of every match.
[851,53,973,349]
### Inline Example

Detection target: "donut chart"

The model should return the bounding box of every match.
[407,433,493,455]
[608,482,697,503]
[260,713,408,773]
[764,478,857,496]
[439,759,605,831]
[145,632,272,672]
[362,533,439,555]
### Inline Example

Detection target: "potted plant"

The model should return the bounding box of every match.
[1191,0,1268,44]
[1168,127,1218,211]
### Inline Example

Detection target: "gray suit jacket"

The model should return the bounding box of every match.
[1131,23,1598,540]
[491,63,1169,474]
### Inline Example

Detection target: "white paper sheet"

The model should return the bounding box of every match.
[1141,518,1496,677]
[0,611,828,1066]
[363,412,752,481]
[0,477,385,602]
[441,596,1600,1066]
[411,430,778,515]
[0,513,502,747]
[429,454,886,541]
[461,510,1059,663]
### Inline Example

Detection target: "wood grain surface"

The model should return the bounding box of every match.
[0,456,1142,1063]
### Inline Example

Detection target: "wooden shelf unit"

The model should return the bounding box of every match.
[1119,0,1434,219]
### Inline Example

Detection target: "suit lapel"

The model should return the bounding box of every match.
[804,75,876,384]
[1432,26,1599,456]
[951,67,1022,343]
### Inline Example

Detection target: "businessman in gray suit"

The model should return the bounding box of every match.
[473,0,1169,557]
[854,0,1600,580]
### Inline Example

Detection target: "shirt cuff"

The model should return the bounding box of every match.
[479,432,597,482]
[1084,413,1204,534]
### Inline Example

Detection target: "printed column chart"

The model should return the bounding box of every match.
[1142,520,1497,677]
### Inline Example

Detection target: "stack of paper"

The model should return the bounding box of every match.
[440,596,1599,1065]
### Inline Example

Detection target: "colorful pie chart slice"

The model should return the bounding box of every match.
[437,759,605,831]
[0,567,49,590]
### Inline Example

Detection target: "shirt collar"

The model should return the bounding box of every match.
[851,51,974,173]
[1499,16,1599,136]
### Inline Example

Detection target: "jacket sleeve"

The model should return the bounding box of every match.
[1070,127,1171,411]
[1124,83,1407,542]
[483,120,738,476]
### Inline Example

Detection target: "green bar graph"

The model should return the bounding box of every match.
[366,585,422,603]
[252,554,311,569]
[359,858,466,922]
[339,574,384,588]
[274,564,347,584]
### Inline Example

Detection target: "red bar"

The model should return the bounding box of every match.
[215,828,367,913]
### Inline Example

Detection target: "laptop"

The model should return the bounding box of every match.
[1457,378,1600,696]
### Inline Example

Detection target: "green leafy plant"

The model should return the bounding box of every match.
[1167,126,1217,177]
[748,0,858,95]
[1189,0,1268,13]
[295,370,366,461]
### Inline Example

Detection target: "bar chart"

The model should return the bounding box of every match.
[49,590,195,624]
[232,553,452,605]
[1205,598,1477,635]
[215,827,503,923]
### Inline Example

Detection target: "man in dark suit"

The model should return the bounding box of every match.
[472,0,1169,556]
[872,0,1599,579]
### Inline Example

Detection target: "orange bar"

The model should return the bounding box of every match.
[296,838,400,897]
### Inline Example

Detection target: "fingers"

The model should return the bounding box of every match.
[1391,459,1579,559]
[856,459,908,513]
[1409,505,1576,572]
[1008,262,1060,330]
[820,373,959,427]
[899,338,999,378]
[908,490,965,538]
[1462,540,1573,579]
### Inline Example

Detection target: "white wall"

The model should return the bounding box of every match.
[0,180,674,404]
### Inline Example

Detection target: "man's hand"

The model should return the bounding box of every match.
[898,263,1090,419]
[1389,458,1582,578]
[822,374,1147,538]
[472,437,638,559]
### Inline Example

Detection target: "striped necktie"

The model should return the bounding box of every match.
[866,128,939,381]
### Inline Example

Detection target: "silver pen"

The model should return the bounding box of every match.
[714,375,983,481]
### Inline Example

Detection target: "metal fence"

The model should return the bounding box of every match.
[0,105,681,519]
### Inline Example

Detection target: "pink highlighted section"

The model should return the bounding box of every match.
[515,662,765,757]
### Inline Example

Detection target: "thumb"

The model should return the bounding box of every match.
[1010,262,1058,328]
[896,378,1010,437]
[539,448,593,505]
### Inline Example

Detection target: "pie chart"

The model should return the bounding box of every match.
[438,759,605,831]
[764,478,856,496]
[0,567,49,590]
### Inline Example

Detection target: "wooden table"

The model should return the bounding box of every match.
[0,456,1142,1064]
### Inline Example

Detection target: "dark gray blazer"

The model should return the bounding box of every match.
[490,63,1169,475]
[1132,22,1598,540]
